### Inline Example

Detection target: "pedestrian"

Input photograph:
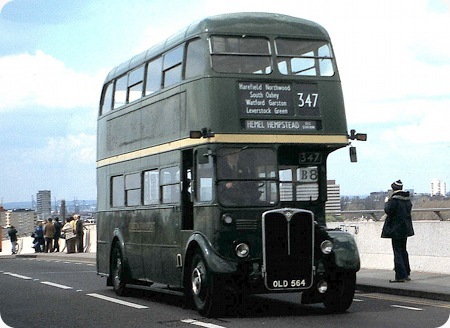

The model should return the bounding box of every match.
[53,217,62,252]
[44,218,55,253]
[8,226,18,255]
[33,222,45,253]
[62,217,76,254]
[75,215,84,253]
[381,180,415,283]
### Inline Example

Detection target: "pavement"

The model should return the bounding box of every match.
[356,268,450,302]
[1,251,449,302]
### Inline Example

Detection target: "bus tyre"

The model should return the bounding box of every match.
[323,271,356,313]
[189,252,224,317]
[111,244,129,296]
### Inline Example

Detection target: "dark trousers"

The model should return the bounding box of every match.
[45,237,53,253]
[76,235,84,253]
[53,237,60,252]
[392,238,411,280]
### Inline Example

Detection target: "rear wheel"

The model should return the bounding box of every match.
[111,244,129,296]
[323,271,356,313]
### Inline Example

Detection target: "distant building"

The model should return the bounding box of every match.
[431,179,446,197]
[36,190,51,220]
[326,180,341,215]
[0,209,35,234]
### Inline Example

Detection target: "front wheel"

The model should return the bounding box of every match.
[323,271,356,313]
[189,252,225,317]
[111,244,129,296]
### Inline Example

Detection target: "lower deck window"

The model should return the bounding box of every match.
[144,170,160,205]
[161,166,180,204]
[111,175,125,207]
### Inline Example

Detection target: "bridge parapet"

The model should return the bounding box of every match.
[327,219,450,274]
[336,208,450,221]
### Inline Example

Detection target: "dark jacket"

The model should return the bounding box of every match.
[8,228,18,242]
[54,221,62,238]
[34,226,44,241]
[381,190,414,239]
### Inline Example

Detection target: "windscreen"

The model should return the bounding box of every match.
[217,147,277,206]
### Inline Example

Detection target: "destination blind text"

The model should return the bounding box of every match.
[239,82,293,116]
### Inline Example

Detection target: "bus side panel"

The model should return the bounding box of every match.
[96,211,111,276]
[102,90,185,160]
[97,210,146,281]
[141,207,182,286]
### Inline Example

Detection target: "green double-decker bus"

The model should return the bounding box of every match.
[96,12,364,316]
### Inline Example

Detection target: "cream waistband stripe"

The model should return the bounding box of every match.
[97,134,348,167]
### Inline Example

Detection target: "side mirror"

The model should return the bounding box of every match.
[349,129,367,141]
[349,147,357,162]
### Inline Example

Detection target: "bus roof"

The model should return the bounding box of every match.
[105,12,331,82]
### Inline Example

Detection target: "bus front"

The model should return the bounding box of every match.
[185,16,360,316]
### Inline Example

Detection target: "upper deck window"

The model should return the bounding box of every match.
[114,75,127,109]
[275,39,334,76]
[146,57,162,95]
[100,82,113,115]
[128,66,144,103]
[210,36,272,74]
[163,46,183,88]
[185,38,206,79]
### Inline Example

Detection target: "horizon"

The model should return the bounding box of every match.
[0,1,449,202]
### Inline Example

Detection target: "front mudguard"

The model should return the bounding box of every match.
[184,233,238,275]
[327,230,360,272]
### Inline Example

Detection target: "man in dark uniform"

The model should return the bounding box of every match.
[217,149,259,205]
[381,180,415,282]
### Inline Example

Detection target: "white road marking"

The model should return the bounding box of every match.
[87,293,149,309]
[436,314,450,328]
[353,298,364,302]
[40,281,73,289]
[0,313,13,328]
[3,272,32,280]
[391,304,423,311]
[181,319,227,328]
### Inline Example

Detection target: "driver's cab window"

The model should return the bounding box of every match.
[217,147,276,207]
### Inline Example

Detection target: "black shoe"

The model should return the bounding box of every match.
[405,276,411,281]
[389,279,406,283]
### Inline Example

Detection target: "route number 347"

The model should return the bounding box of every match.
[297,93,319,108]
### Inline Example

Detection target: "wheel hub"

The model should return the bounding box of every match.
[191,267,203,296]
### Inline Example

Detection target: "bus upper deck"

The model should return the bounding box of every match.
[98,12,349,166]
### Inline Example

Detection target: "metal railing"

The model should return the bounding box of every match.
[335,208,450,221]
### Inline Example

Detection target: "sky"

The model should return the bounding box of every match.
[0,0,449,203]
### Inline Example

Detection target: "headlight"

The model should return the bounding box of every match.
[221,213,233,225]
[235,243,250,258]
[320,240,333,254]
[317,280,328,293]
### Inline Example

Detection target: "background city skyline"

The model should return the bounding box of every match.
[0,0,449,203]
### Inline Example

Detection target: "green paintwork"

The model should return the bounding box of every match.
[96,13,359,302]
[327,230,361,271]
